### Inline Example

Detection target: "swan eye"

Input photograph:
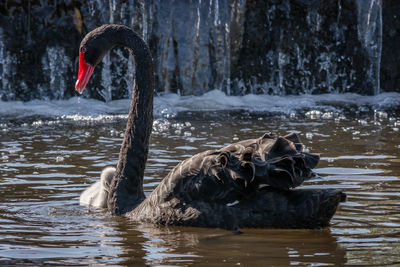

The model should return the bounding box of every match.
[80,47,87,53]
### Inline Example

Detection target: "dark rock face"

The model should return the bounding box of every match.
[0,0,395,101]
[232,0,377,95]
[381,0,400,93]
[0,1,81,100]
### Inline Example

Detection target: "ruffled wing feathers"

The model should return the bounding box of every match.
[159,132,319,205]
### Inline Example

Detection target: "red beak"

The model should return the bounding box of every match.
[75,51,94,93]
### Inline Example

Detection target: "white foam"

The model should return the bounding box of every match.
[154,90,400,114]
[0,90,399,121]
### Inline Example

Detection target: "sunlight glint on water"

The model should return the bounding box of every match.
[0,95,399,265]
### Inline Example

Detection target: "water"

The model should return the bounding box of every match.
[0,93,399,265]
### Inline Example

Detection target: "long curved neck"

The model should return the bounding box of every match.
[105,25,154,215]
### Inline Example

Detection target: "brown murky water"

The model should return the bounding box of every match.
[0,110,399,266]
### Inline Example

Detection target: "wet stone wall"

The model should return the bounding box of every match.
[0,0,396,101]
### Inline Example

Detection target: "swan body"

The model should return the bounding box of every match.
[80,167,115,208]
[129,133,345,229]
[76,25,345,230]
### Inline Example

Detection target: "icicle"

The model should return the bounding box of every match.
[356,0,382,94]
[100,53,112,102]
[41,46,71,99]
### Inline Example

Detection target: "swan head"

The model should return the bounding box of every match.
[75,25,117,92]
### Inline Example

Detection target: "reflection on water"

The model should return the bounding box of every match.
[0,110,399,266]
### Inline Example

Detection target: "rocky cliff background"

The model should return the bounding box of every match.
[0,0,398,101]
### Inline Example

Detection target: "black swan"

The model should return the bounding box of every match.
[76,24,345,230]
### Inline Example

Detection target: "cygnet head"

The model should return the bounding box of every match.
[79,166,116,208]
[101,166,116,192]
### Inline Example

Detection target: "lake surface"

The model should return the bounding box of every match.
[0,94,399,266]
